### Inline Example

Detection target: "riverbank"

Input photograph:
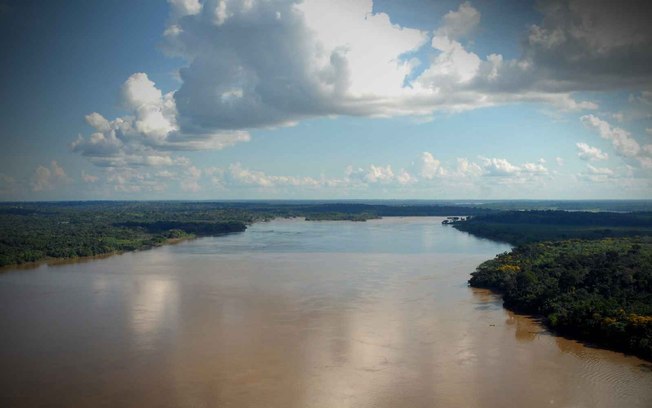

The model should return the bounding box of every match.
[0,235,199,272]
[468,238,652,361]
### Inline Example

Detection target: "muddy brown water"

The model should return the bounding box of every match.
[1,217,650,407]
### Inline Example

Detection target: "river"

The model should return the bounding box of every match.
[0,217,650,407]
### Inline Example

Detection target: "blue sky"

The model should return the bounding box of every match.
[0,0,651,200]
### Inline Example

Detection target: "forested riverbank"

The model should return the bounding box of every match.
[452,210,652,245]
[0,201,492,267]
[469,238,652,360]
[0,202,255,267]
[453,211,652,360]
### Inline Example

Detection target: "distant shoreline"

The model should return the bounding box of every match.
[0,235,198,272]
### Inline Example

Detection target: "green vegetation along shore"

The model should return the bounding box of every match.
[452,210,652,245]
[0,201,493,267]
[0,202,257,267]
[469,238,652,360]
[452,211,652,360]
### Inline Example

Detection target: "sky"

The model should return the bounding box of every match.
[0,0,651,201]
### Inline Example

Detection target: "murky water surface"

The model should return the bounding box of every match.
[1,217,650,407]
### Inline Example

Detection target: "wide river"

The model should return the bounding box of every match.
[1,217,651,407]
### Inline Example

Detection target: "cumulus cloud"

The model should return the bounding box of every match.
[637,156,652,169]
[156,0,605,135]
[579,115,652,170]
[363,165,396,184]
[472,156,550,186]
[31,161,68,192]
[395,168,417,185]
[81,170,99,183]
[70,0,652,197]
[104,167,171,193]
[346,163,415,186]
[74,150,592,197]
[420,152,446,179]
[74,0,619,175]
[163,0,431,134]
[522,0,652,91]
[437,1,480,40]
[576,162,651,188]
[580,114,640,157]
[521,162,549,174]
[180,165,202,192]
[79,0,651,156]
[456,158,483,177]
[168,0,202,17]
[72,73,250,168]
[226,163,322,188]
[479,157,521,177]
[576,142,608,161]
[578,164,617,183]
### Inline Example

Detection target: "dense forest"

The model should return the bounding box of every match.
[4,203,652,268]
[452,210,652,245]
[469,238,652,360]
[0,201,492,267]
[0,202,262,267]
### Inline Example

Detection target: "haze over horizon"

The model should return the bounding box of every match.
[1,0,651,201]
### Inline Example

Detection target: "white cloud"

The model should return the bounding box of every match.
[472,157,550,187]
[579,115,652,172]
[480,157,520,177]
[72,73,250,169]
[105,167,169,193]
[226,163,321,188]
[420,35,481,85]
[437,1,480,40]
[85,112,111,132]
[455,158,483,177]
[79,0,649,154]
[580,115,640,157]
[612,112,624,122]
[69,0,652,198]
[298,0,427,97]
[346,164,414,185]
[522,0,652,91]
[81,170,99,183]
[154,0,603,136]
[419,152,445,179]
[168,0,202,17]
[180,165,202,192]
[576,142,608,161]
[521,162,549,174]
[555,157,564,166]
[578,164,618,183]
[395,168,416,185]
[637,156,652,169]
[364,164,395,183]
[31,161,68,192]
